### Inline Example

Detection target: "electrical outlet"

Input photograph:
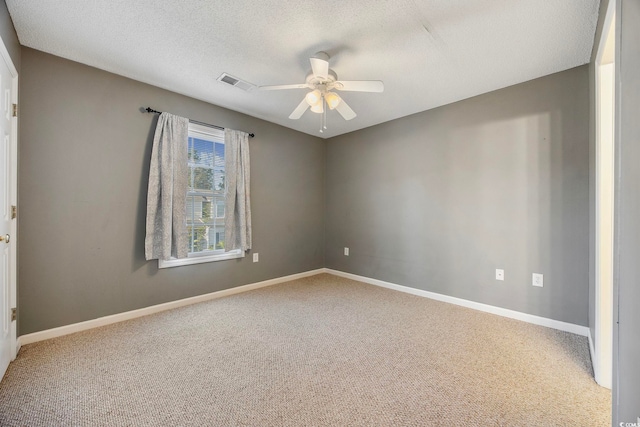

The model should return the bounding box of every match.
[532,273,543,287]
[344,247,349,256]
[253,253,259,263]
[495,269,504,281]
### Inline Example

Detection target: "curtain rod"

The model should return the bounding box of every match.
[144,107,255,138]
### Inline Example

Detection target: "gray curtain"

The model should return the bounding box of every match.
[224,129,252,252]
[145,113,189,261]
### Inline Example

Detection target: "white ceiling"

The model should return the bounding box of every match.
[6,0,600,139]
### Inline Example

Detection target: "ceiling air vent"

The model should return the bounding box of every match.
[217,73,255,91]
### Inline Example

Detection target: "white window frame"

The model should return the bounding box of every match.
[159,123,242,269]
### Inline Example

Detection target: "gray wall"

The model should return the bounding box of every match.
[325,66,590,326]
[613,0,640,422]
[18,47,325,335]
[0,0,19,71]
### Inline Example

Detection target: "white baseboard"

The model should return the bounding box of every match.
[18,267,590,348]
[325,268,590,337]
[18,269,326,346]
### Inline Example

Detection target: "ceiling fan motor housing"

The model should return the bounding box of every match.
[306,69,338,90]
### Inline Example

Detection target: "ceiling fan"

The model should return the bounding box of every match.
[258,52,384,132]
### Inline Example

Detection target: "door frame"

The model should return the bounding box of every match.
[594,0,616,389]
[0,34,18,362]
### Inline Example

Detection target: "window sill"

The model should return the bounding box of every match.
[158,249,243,269]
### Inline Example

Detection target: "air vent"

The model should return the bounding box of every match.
[217,73,255,91]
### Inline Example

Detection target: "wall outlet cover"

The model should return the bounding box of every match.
[532,273,543,287]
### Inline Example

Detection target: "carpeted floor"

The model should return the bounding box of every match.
[0,274,610,426]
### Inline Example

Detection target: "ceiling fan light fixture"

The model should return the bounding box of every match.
[325,92,341,110]
[310,101,324,114]
[305,89,322,106]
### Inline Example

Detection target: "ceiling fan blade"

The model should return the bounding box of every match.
[334,80,384,93]
[258,83,309,91]
[310,52,329,79]
[289,99,310,119]
[335,99,357,120]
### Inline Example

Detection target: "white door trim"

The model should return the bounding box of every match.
[594,0,616,390]
[0,34,18,363]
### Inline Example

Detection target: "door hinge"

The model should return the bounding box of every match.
[11,104,17,118]
[11,205,16,219]
[11,307,16,322]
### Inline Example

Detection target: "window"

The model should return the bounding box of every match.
[215,200,225,218]
[159,123,242,268]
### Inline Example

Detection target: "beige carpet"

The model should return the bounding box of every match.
[0,274,610,426]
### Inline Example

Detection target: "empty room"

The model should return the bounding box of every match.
[0,0,638,425]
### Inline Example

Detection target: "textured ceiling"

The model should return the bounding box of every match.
[6,0,600,139]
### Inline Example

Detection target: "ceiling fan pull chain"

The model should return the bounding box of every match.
[323,97,327,130]
[319,95,324,133]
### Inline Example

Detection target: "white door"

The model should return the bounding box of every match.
[0,38,17,382]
